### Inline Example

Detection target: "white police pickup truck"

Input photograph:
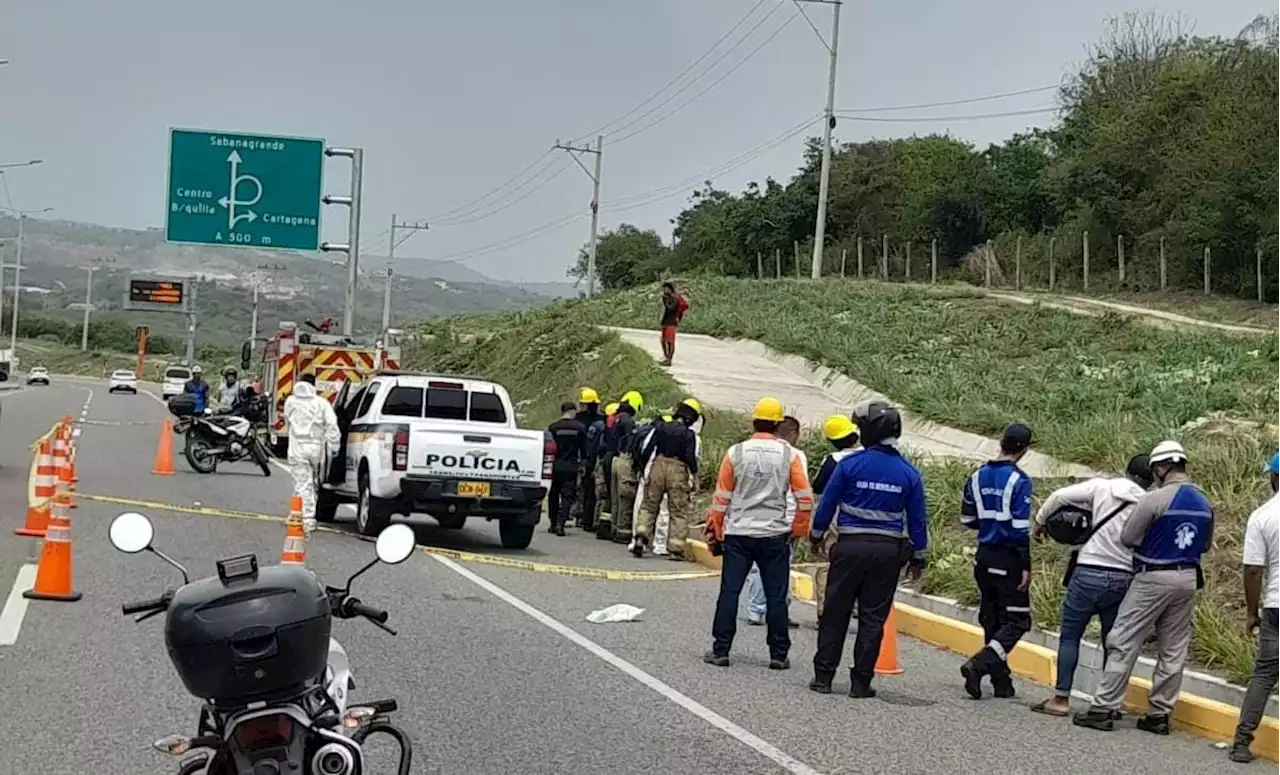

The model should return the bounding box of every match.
[317,371,552,549]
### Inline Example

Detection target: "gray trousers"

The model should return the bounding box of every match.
[1234,607,1279,749]
[1090,568,1197,715]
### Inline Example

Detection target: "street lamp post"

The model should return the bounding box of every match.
[5,207,55,359]
[77,257,116,351]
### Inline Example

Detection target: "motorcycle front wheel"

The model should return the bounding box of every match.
[249,437,272,477]
[184,435,219,474]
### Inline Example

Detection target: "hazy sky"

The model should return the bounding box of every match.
[0,0,1267,283]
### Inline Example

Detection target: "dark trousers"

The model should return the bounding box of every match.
[972,544,1032,680]
[711,533,792,660]
[578,461,597,528]
[547,466,579,527]
[814,534,904,684]
[1235,607,1279,749]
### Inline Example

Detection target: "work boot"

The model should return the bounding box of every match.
[703,651,730,667]
[595,519,612,540]
[553,522,566,537]
[1228,744,1256,764]
[991,676,1016,699]
[808,677,833,694]
[960,659,985,700]
[1135,714,1170,736]
[847,671,877,699]
[769,657,790,671]
[1072,708,1116,731]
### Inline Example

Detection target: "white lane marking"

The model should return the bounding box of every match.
[0,565,38,646]
[430,554,824,775]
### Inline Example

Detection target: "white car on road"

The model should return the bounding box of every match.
[26,367,50,386]
[161,365,191,399]
[109,369,139,394]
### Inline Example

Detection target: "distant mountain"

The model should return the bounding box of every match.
[0,215,564,347]
[373,254,580,299]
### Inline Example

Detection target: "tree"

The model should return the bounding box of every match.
[570,224,670,291]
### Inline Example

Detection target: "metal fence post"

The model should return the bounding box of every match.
[1159,236,1167,290]
[1082,230,1090,290]
[1014,235,1022,290]
[930,238,938,284]
[1048,235,1056,290]
[1117,234,1125,285]
[857,237,864,278]
[1203,246,1211,296]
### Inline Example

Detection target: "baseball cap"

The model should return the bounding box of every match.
[1001,423,1033,453]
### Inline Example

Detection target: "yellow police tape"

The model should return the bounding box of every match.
[81,493,720,583]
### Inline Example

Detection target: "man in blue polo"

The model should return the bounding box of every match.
[959,423,1035,699]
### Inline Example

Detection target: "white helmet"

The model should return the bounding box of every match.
[1149,440,1187,466]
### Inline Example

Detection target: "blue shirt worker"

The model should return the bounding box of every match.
[959,423,1035,700]
[808,400,927,699]
[183,364,210,414]
[1075,440,1215,734]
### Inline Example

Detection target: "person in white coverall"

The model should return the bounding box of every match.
[284,374,341,535]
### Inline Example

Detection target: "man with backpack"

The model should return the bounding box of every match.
[1029,452,1153,717]
[659,282,689,367]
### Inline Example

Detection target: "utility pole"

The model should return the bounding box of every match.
[385,213,428,333]
[799,0,842,280]
[320,147,366,337]
[77,257,115,351]
[553,136,603,296]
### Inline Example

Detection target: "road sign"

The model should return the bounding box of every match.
[165,128,325,251]
[130,279,184,306]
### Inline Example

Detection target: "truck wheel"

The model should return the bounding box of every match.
[316,487,339,523]
[498,519,536,550]
[435,514,467,530]
[355,470,392,536]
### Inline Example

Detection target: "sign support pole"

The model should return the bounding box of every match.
[321,147,365,337]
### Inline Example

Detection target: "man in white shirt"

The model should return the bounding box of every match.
[746,416,805,627]
[1029,453,1152,716]
[1229,453,1280,763]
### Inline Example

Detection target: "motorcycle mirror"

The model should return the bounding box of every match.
[375,523,416,565]
[108,512,154,554]
[240,340,252,370]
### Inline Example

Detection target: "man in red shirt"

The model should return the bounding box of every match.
[659,282,688,367]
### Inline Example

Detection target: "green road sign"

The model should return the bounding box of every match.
[166,128,325,251]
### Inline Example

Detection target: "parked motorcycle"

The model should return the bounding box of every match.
[108,511,416,775]
[170,393,272,476]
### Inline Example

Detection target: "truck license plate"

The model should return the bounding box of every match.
[456,481,490,498]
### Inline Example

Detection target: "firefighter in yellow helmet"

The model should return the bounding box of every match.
[601,391,644,542]
[572,387,606,530]
[633,397,702,559]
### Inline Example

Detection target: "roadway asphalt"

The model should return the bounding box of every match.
[0,377,1251,774]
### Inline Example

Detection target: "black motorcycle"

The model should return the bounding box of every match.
[170,393,272,476]
[108,511,416,775]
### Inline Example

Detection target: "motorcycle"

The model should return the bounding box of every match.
[173,394,273,476]
[108,511,416,775]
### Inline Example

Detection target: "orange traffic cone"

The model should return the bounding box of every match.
[23,486,82,602]
[16,436,57,537]
[53,422,73,486]
[874,605,905,675]
[153,417,175,476]
[280,495,307,565]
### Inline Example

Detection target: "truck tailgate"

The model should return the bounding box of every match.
[408,425,544,483]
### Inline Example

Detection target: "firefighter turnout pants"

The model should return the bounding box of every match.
[814,535,905,685]
[610,456,638,542]
[636,456,693,556]
[970,544,1032,684]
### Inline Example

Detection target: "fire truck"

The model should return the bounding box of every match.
[256,321,402,456]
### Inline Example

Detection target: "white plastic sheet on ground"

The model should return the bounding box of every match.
[586,604,645,624]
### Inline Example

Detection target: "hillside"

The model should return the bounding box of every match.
[0,214,564,348]
[414,281,1277,680]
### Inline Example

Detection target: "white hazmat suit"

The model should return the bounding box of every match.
[283,380,341,534]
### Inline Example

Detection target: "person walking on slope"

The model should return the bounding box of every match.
[1028,453,1153,717]
[606,391,643,543]
[546,401,587,537]
[633,398,701,560]
[703,397,813,670]
[959,423,1036,700]
[1074,440,1215,734]
[1228,452,1280,763]
[809,400,927,698]
[572,388,606,531]
[658,281,688,367]
[809,415,861,626]
[746,416,805,627]
[283,373,340,537]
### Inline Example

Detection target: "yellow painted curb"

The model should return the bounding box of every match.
[687,539,1278,762]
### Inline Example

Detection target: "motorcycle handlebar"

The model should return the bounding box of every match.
[122,593,170,616]
[343,598,389,624]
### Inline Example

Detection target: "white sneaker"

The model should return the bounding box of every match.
[746,613,764,626]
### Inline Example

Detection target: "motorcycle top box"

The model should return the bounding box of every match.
[168,393,198,417]
[164,563,332,708]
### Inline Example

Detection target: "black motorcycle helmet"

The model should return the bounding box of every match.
[853,400,902,447]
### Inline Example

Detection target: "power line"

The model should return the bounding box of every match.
[834,106,1059,122]
[573,0,771,142]
[610,11,798,145]
[431,158,569,227]
[839,85,1060,113]
[421,148,555,222]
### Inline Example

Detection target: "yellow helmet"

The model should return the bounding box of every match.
[752,396,785,423]
[662,413,673,423]
[823,414,858,441]
[579,387,600,404]
[604,402,619,416]
[620,390,644,411]
[680,397,702,415]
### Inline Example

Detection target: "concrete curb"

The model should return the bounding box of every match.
[686,539,1278,762]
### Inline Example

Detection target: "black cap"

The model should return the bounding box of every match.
[1001,423,1032,454]
[560,401,577,413]
[1126,453,1153,489]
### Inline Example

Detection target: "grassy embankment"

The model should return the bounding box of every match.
[13,340,153,377]
[459,278,1274,682]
